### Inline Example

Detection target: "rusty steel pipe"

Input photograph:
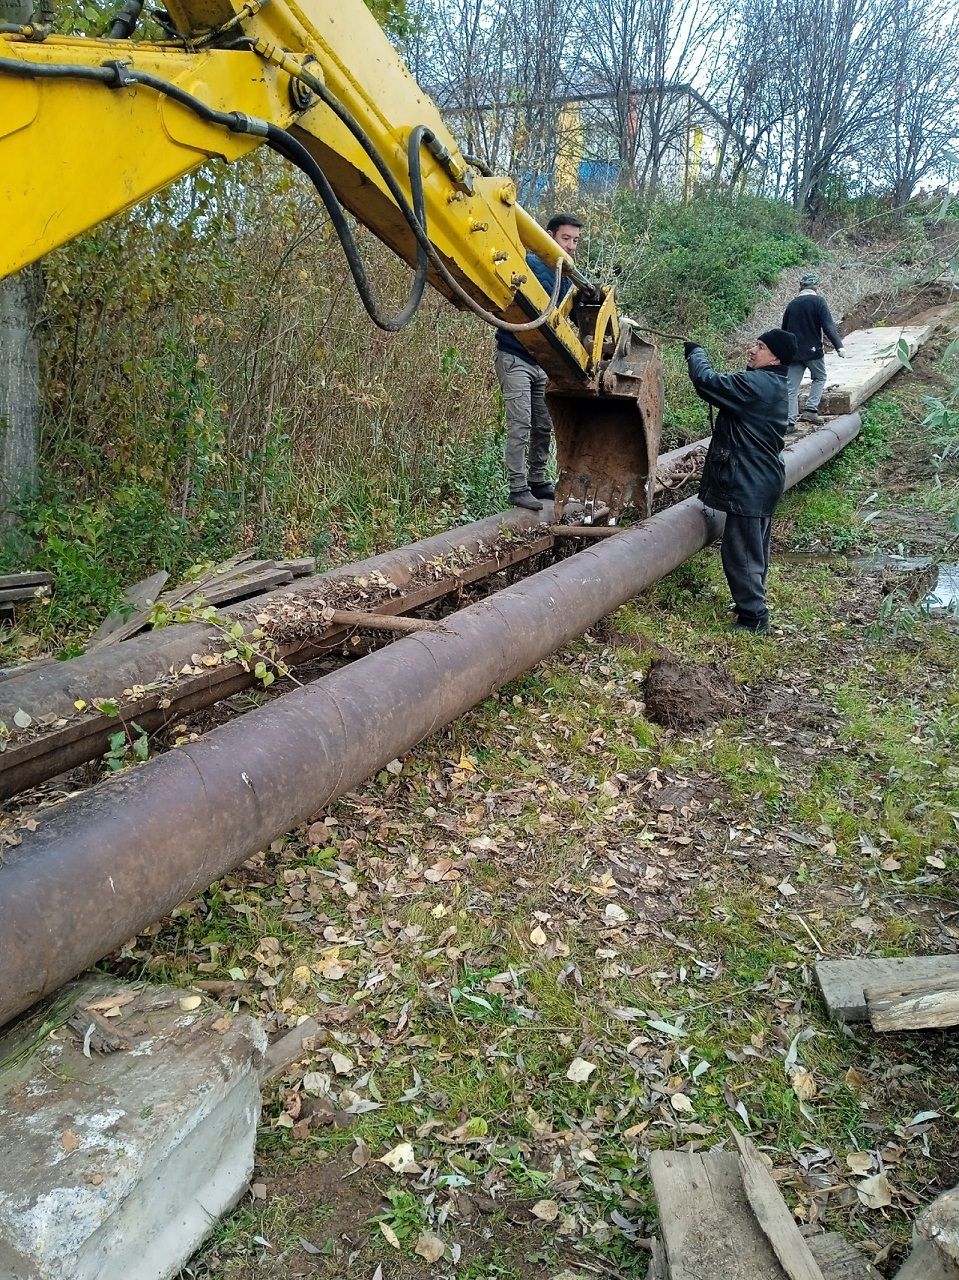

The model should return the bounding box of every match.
[0,415,860,1027]
[0,507,546,724]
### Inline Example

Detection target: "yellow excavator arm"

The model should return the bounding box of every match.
[0,0,662,515]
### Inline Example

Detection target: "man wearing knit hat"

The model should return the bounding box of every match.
[782,271,845,431]
[684,328,798,635]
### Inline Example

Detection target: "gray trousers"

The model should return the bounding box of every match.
[721,513,773,628]
[787,356,827,422]
[495,350,552,492]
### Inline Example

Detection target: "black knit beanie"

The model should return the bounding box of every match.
[757,328,798,366]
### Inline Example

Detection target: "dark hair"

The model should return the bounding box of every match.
[546,212,584,233]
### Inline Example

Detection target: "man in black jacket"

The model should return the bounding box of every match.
[685,327,798,634]
[782,271,845,431]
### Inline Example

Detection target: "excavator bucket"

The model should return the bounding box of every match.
[549,330,664,522]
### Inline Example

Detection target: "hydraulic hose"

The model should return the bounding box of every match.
[0,51,569,336]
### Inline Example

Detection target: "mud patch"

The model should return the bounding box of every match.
[643,658,743,729]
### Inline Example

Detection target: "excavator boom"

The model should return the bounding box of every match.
[0,0,661,515]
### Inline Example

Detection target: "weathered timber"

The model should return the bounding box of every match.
[87,570,170,648]
[550,525,624,538]
[731,1133,825,1280]
[815,324,937,414]
[866,973,959,1031]
[649,1149,788,1279]
[805,1233,879,1280]
[261,1017,323,1082]
[177,566,294,608]
[0,584,51,604]
[816,956,959,1022]
[275,557,317,577]
[647,1237,669,1280]
[328,610,438,633]
[0,571,52,590]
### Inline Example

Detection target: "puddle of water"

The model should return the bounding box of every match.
[924,563,959,612]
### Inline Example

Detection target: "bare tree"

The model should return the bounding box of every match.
[870,0,959,206]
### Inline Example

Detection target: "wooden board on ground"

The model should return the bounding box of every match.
[87,570,170,648]
[182,565,293,608]
[275,557,316,577]
[806,324,935,414]
[805,1232,880,1280]
[730,1133,825,1280]
[0,584,52,604]
[816,956,959,1022]
[866,973,959,1031]
[0,572,53,590]
[649,1148,791,1278]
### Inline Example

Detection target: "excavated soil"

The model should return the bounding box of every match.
[643,658,744,729]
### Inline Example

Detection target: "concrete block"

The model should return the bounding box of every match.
[0,975,266,1280]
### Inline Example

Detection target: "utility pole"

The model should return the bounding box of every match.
[0,0,40,535]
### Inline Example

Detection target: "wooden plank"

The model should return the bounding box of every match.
[811,325,934,414]
[184,568,294,608]
[647,1237,670,1280]
[893,1239,959,1280]
[0,585,52,604]
[0,571,53,590]
[261,1017,323,1082]
[328,609,436,633]
[866,974,959,1031]
[815,956,959,1022]
[732,1133,825,1280]
[275,557,317,578]
[806,1232,879,1280]
[87,570,170,648]
[550,525,624,538]
[649,1148,787,1279]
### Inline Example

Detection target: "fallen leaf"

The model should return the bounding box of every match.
[791,1069,817,1101]
[379,1221,401,1249]
[670,1092,694,1114]
[532,1199,560,1221]
[414,1233,446,1263]
[13,709,32,729]
[378,1141,421,1174]
[846,1152,874,1175]
[857,1172,894,1209]
[330,1051,354,1075]
[530,925,548,946]
[604,902,628,925]
[566,1057,597,1083]
[178,995,203,1011]
[777,880,797,897]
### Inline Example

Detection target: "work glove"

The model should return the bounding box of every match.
[683,341,702,359]
[836,347,846,357]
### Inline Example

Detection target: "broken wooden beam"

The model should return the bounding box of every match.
[806,1232,880,1280]
[816,956,959,1022]
[87,570,170,649]
[0,572,53,590]
[866,973,959,1032]
[550,524,623,538]
[274,557,317,577]
[0,584,52,604]
[327,609,436,633]
[731,1132,825,1280]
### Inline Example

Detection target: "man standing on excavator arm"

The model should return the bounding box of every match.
[684,328,798,635]
[495,213,584,511]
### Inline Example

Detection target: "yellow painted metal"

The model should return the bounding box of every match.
[0,36,292,277]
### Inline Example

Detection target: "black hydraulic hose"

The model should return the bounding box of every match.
[107,0,145,39]
[264,123,429,331]
[0,53,567,335]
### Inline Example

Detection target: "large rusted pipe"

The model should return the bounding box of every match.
[0,507,546,722]
[0,416,860,1027]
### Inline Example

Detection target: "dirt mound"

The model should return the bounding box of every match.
[840,281,959,334]
[644,658,743,729]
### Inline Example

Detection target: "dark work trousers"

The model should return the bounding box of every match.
[721,513,773,628]
[495,350,552,493]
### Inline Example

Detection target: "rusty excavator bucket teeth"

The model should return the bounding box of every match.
[549,331,664,523]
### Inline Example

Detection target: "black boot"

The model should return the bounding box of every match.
[509,489,544,511]
[529,480,555,500]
